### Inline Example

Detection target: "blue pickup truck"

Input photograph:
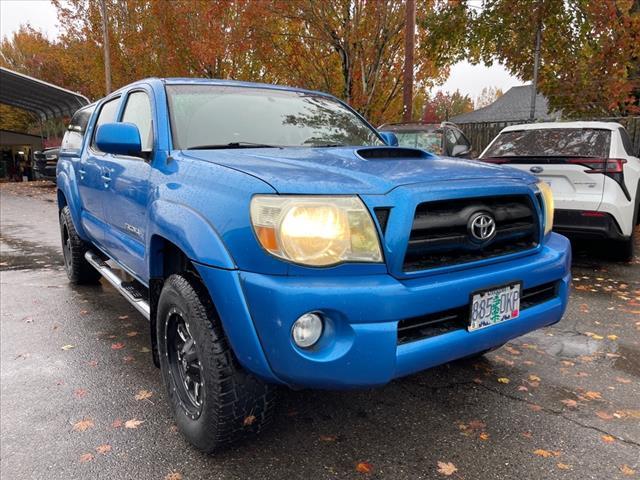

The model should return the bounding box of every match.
[57,78,571,452]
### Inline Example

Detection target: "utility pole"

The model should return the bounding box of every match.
[99,0,112,95]
[529,21,542,121]
[402,0,416,122]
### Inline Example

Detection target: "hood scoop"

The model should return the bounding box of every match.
[356,147,431,160]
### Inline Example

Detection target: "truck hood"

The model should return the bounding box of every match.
[183,147,536,194]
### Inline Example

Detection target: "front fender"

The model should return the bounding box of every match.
[147,199,236,271]
[56,166,89,241]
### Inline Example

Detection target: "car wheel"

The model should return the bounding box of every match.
[615,232,634,262]
[157,273,276,453]
[59,206,101,284]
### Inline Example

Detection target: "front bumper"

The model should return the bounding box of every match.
[197,233,571,389]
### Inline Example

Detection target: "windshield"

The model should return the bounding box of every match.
[394,130,443,154]
[483,128,611,158]
[166,85,384,149]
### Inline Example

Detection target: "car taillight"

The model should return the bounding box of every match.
[567,157,626,173]
[568,157,630,201]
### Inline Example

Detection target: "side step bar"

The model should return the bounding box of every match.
[84,251,150,320]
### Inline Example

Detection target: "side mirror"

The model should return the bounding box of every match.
[378,131,399,147]
[96,122,142,156]
[451,144,471,157]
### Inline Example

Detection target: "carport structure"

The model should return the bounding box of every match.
[0,67,89,120]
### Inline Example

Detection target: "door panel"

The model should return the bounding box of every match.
[101,90,155,281]
[101,157,151,278]
[77,97,122,245]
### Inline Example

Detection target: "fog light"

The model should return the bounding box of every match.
[292,313,323,348]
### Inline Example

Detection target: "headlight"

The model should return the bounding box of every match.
[250,195,383,266]
[537,181,554,235]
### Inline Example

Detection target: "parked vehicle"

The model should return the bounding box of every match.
[57,78,570,452]
[33,147,59,181]
[378,121,473,157]
[479,122,640,260]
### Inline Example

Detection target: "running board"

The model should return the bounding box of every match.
[84,251,150,320]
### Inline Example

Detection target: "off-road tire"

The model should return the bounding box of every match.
[59,206,101,284]
[157,273,276,453]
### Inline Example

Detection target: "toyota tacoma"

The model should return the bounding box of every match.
[57,78,571,452]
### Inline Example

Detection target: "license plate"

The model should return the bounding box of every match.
[469,283,521,331]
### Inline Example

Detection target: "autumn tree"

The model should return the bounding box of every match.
[422,90,473,122]
[468,0,640,117]
[475,86,503,109]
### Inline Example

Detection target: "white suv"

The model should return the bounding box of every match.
[479,122,639,260]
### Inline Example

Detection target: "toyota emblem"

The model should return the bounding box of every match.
[468,212,496,243]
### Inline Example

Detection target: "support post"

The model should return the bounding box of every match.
[99,0,112,95]
[529,22,542,122]
[403,0,416,122]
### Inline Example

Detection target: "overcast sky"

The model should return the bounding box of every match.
[0,0,524,101]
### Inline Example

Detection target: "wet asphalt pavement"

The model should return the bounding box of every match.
[1,182,639,480]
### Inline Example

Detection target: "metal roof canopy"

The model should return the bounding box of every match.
[0,67,89,121]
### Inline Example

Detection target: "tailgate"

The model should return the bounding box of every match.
[489,158,605,211]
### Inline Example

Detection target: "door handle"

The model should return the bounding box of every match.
[101,168,111,187]
[78,168,86,180]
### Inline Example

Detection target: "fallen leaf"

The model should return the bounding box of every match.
[616,377,631,384]
[111,342,125,350]
[72,419,94,432]
[112,418,123,428]
[556,463,571,470]
[437,461,458,476]
[584,391,602,400]
[561,399,578,408]
[87,360,98,367]
[497,377,510,384]
[243,415,256,426]
[320,435,338,442]
[134,390,153,401]
[140,347,151,353]
[479,432,490,441]
[528,404,543,412]
[61,345,75,351]
[521,431,533,439]
[621,465,636,476]
[124,419,144,429]
[355,462,373,474]
[79,453,94,463]
[607,334,618,340]
[164,474,183,480]
[73,388,87,399]
[126,331,139,337]
[596,411,614,420]
[533,449,560,458]
[505,345,521,355]
[96,444,112,454]
[123,356,134,363]
[601,435,615,443]
[529,374,541,382]
[518,386,529,392]
[118,315,129,320]
[79,310,89,315]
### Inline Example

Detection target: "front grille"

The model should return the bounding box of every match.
[403,195,539,271]
[397,281,558,344]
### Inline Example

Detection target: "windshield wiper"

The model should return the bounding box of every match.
[187,142,279,150]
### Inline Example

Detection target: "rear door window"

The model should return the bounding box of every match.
[483,128,611,158]
[61,104,96,151]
